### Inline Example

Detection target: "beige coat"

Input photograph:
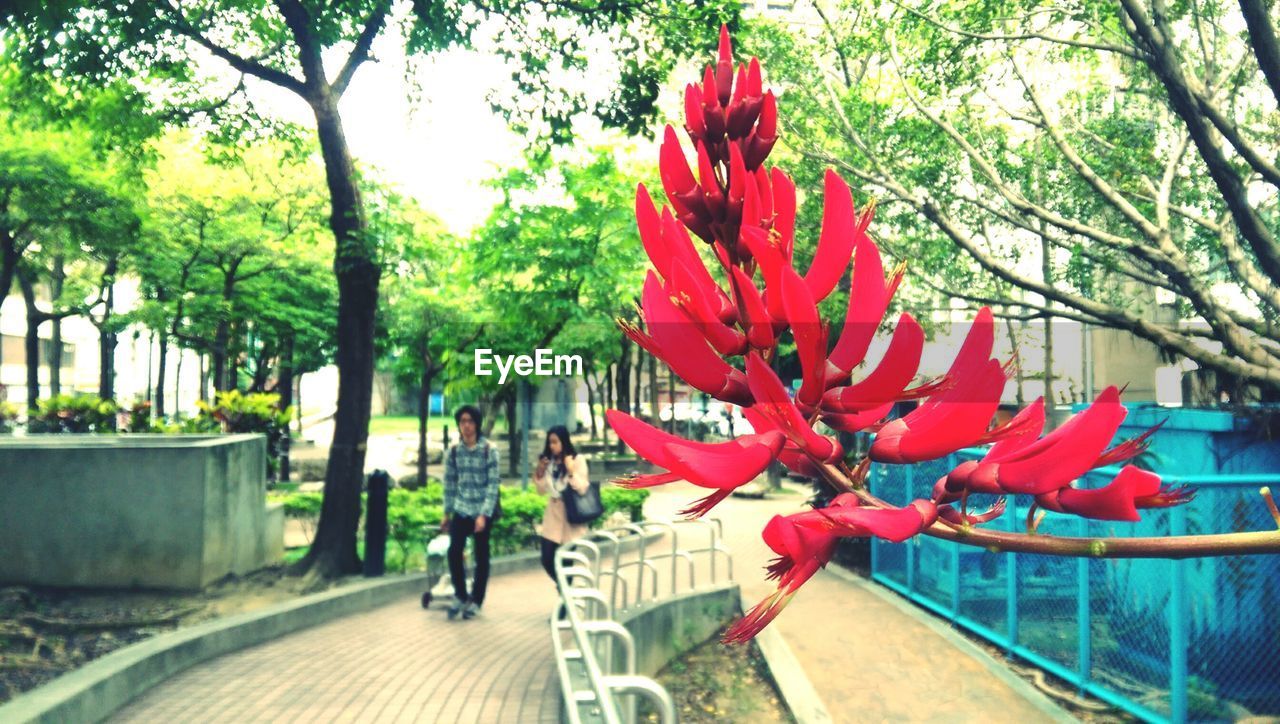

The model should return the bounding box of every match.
[534,455,591,544]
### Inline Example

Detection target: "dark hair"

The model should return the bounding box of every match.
[541,425,577,477]
[454,404,483,429]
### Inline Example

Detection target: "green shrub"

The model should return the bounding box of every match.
[491,487,548,556]
[270,490,323,544]
[272,482,649,572]
[600,486,649,524]
[197,391,293,477]
[0,400,19,433]
[28,394,118,433]
[125,400,156,433]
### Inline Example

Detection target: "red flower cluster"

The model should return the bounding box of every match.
[611,27,1192,642]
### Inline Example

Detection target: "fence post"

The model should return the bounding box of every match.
[869,466,879,577]
[1077,516,1091,692]
[904,465,915,594]
[1005,501,1018,656]
[1170,505,1188,723]
[951,538,961,618]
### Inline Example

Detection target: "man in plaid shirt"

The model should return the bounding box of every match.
[442,404,500,620]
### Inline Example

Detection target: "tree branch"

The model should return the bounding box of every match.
[1121,0,1280,288]
[160,2,306,96]
[1238,0,1280,106]
[332,1,391,98]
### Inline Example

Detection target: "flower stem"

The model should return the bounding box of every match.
[809,455,1280,558]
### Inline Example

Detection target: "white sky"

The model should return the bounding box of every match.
[229,39,527,236]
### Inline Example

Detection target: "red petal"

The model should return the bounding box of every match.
[779,266,827,407]
[822,401,895,434]
[635,184,669,277]
[669,258,746,356]
[945,307,995,383]
[606,408,683,469]
[664,431,786,490]
[1037,465,1161,522]
[745,352,839,461]
[792,504,927,543]
[995,387,1127,495]
[824,313,923,411]
[716,25,733,105]
[803,170,857,303]
[828,230,888,374]
[730,265,775,349]
[769,166,794,256]
[684,84,705,139]
[870,359,1006,463]
[643,272,752,405]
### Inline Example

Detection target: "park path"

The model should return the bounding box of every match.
[113,475,1065,722]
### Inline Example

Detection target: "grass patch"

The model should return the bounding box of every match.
[368,414,509,437]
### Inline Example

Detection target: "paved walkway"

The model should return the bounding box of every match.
[112,482,1065,723]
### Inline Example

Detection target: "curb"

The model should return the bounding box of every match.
[0,572,431,724]
[742,591,835,724]
[822,564,1077,724]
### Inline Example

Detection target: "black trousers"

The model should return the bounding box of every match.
[540,537,561,583]
[447,516,491,606]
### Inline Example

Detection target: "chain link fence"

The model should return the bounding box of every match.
[869,448,1280,723]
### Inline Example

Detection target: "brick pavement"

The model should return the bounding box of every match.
[111,568,561,723]
[645,483,1064,724]
[111,482,1063,723]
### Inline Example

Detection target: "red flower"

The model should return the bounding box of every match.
[726,495,938,643]
[822,313,924,412]
[826,224,900,379]
[978,386,1128,495]
[723,510,839,644]
[607,410,785,517]
[1034,465,1194,522]
[745,352,841,462]
[802,170,861,304]
[635,271,752,406]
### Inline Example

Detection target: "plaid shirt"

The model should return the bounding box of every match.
[443,437,500,518]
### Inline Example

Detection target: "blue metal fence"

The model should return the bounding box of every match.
[869,449,1280,723]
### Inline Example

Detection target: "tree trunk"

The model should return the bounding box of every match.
[615,338,632,423]
[19,273,40,415]
[631,343,641,415]
[212,320,230,392]
[602,364,613,448]
[417,365,432,489]
[1006,315,1025,407]
[585,372,598,440]
[666,366,676,434]
[99,277,116,401]
[49,256,63,396]
[145,332,154,403]
[199,353,208,405]
[505,394,518,477]
[155,332,168,418]
[278,335,295,482]
[1042,236,1055,406]
[173,343,183,418]
[648,352,658,421]
[300,95,378,578]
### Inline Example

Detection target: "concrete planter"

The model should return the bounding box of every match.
[0,434,283,590]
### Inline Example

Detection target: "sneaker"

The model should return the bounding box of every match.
[447,597,467,620]
[462,601,481,619]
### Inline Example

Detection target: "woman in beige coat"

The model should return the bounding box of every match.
[533,425,591,588]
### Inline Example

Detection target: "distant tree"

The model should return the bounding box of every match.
[4,0,741,577]
[753,0,1280,396]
